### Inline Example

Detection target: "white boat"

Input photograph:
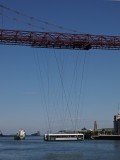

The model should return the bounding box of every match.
[14,129,26,140]
[44,133,84,141]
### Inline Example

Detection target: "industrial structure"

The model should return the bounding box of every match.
[0,29,120,50]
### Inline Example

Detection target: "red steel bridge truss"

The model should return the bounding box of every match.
[0,29,120,50]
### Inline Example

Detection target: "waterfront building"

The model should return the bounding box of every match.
[113,113,120,135]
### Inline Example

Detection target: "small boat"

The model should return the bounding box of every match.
[14,129,26,140]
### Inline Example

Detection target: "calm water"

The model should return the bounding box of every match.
[0,136,120,160]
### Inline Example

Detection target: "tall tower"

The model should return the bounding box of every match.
[94,120,97,131]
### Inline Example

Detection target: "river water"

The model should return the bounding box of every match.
[0,136,120,160]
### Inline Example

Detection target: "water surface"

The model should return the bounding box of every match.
[0,136,120,160]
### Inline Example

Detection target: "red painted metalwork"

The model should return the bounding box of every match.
[0,29,120,50]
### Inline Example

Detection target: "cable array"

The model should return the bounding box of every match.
[0,4,79,33]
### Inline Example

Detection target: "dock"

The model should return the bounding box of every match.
[92,135,120,140]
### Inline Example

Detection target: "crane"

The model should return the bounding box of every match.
[0,29,120,50]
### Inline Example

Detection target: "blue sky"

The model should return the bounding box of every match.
[0,0,120,134]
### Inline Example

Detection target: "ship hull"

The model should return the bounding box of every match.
[14,135,25,140]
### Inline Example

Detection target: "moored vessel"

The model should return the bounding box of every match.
[44,133,84,141]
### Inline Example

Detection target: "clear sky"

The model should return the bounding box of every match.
[0,0,120,134]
